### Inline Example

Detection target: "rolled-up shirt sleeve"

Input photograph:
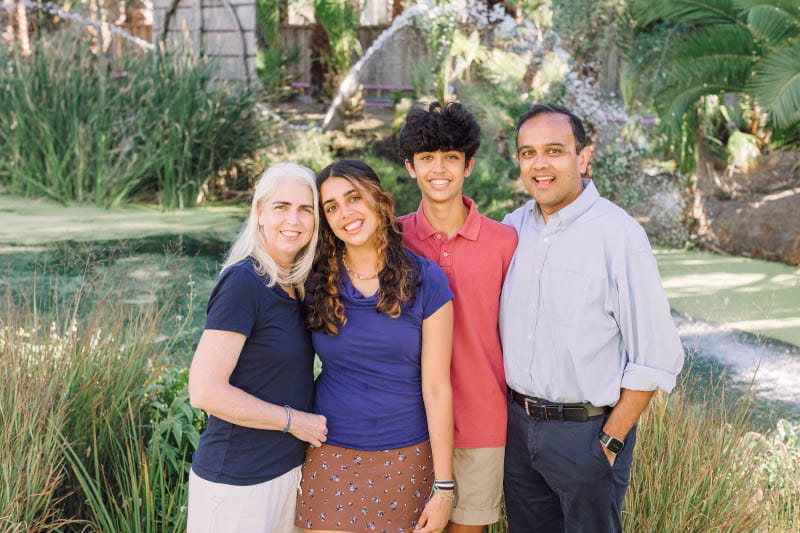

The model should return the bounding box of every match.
[615,242,684,394]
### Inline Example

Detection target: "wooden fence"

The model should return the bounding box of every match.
[153,0,256,81]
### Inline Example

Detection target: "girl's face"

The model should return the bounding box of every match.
[320,177,380,251]
[256,180,315,268]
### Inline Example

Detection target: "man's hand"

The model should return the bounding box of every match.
[600,442,616,467]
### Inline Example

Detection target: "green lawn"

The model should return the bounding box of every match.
[656,248,800,347]
[2,195,798,347]
[0,194,245,246]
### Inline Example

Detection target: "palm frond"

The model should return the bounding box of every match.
[745,5,800,43]
[734,0,800,18]
[660,83,732,132]
[750,41,800,127]
[631,0,746,29]
[669,55,755,89]
[673,24,757,58]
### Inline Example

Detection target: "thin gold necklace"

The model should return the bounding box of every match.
[342,251,378,280]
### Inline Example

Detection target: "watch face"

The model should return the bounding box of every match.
[601,433,625,454]
[606,437,624,454]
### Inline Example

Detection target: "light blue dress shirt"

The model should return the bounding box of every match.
[499,180,684,406]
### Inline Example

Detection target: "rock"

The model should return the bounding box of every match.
[625,172,690,247]
[695,146,800,266]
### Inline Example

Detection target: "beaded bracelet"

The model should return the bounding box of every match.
[432,484,456,503]
[432,479,456,503]
[281,405,292,433]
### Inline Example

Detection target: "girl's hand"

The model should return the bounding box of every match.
[413,492,453,533]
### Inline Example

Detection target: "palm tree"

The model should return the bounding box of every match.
[629,0,799,171]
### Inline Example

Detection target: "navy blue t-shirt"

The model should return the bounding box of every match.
[312,252,453,450]
[191,259,315,485]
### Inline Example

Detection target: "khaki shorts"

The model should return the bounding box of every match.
[451,447,505,526]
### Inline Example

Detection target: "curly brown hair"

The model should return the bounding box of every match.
[306,160,420,336]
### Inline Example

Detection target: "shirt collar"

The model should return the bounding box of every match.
[414,196,481,241]
[529,179,599,227]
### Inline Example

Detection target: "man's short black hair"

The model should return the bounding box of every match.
[397,101,481,163]
[516,103,588,152]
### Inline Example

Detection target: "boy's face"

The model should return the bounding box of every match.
[405,150,474,206]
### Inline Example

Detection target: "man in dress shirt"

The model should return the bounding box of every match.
[499,103,684,532]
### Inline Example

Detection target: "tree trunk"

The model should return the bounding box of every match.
[309,20,330,99]
[390,0,403,22]
[279,0,288,24]
[15,0,30,55]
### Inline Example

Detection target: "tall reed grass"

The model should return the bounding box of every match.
[0,270,193,531]
[0,30,264,209]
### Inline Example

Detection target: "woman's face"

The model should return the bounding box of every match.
[257,180,315,268]
[320,177,380,251]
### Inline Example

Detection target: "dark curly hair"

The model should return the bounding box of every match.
[306,160,420,336]
[397,101,481,163]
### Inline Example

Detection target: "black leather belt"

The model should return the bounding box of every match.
[511,390,609,422]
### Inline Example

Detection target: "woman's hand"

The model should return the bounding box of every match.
[288,409,328,448]
[413,493,453,533]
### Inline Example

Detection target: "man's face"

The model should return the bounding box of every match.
[516,113,590,219]
[405,150,474,206]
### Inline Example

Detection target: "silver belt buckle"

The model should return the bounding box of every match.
[523,397,541,419]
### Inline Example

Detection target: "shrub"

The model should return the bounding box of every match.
[0,30,264,209]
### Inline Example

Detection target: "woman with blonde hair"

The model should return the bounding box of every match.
[296,160,455,533]
[188,162,328,532]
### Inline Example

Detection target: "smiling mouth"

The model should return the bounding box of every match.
[344,220,363,232]
[533,175,555,185]
[280,230,301,239]
[428,178,450,187]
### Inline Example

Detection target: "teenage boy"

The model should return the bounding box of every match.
[398,102,518,532]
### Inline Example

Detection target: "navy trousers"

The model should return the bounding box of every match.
[503,395,637,533]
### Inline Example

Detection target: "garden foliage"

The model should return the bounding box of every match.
[256,0,302,96]
[626,0,800,171]
[0,31,264,209]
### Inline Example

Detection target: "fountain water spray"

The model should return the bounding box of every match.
[319,4,426,131]
[17,1,155,51]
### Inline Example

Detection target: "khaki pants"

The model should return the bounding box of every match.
[188,466,302,533]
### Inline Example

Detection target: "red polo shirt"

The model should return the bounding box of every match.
[401,197,518,447]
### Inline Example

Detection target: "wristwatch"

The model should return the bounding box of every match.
[600,431,625,454]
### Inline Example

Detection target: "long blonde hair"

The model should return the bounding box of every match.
[221,163,319,298]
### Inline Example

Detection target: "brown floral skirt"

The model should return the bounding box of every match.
[294,440,433,532]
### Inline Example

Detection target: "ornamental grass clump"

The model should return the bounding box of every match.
[624,383,769,531]
[0,30,264,209]
[0,271,192,531]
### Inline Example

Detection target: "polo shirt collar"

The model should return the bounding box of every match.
[413,196,481,241]
[531,179,599,227]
